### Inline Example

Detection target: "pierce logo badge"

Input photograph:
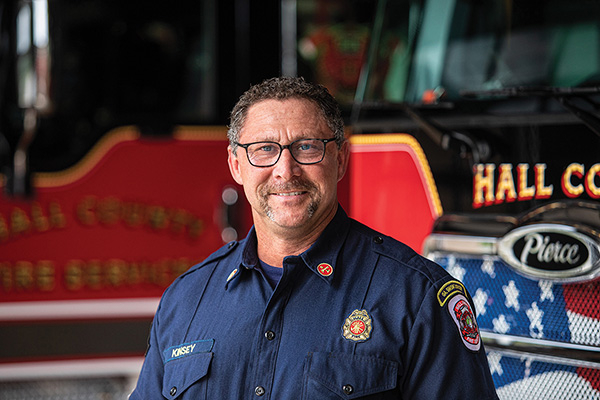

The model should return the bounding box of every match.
[317,263,333,277]
[342,309,373,342]
[498,223,600,282]
[447,295,481,352]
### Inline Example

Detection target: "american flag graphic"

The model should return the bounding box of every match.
[432,254,600,400]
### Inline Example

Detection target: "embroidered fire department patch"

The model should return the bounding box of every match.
[342,309,373,342]
[447,294,481,352]
[317,263,333,277]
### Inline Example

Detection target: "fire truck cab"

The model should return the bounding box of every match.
[351,0,600,398]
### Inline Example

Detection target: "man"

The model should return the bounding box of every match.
[130,77,498,399]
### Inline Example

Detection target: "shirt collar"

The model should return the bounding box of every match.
[224,228,257,290]
[241,226,259,270]
[234,204,351,285]
[300,205,350,284]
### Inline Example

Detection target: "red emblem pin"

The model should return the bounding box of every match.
[350,320,366,335]
[317,263,333,277]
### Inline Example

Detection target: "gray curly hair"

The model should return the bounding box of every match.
[227,76,345,154]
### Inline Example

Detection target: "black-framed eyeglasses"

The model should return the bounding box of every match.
[234,137,337,167]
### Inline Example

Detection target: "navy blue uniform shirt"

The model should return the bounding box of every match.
[130,206,498,399]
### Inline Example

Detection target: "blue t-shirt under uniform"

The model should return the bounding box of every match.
[257,259,283,289]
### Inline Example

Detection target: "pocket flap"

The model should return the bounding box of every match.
[162,351,213,399]
[305,352,398,398]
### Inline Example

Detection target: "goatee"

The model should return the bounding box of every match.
[258,178,321,222]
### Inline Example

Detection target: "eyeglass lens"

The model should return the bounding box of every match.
[247,139,327,166]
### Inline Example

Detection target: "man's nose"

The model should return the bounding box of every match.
[273,147,301,180]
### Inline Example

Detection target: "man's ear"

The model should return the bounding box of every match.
[336,140,350,182]
[227,146,244,185]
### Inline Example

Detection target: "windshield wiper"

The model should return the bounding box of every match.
[350,99,489,164]
[399,103,489,164]
[461,86,600,137]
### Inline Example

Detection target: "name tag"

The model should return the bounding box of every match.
[164,339,214,363]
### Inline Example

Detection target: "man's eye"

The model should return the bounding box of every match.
[257,145,275,152]
[296,141,318,152]
[297,142,315,151]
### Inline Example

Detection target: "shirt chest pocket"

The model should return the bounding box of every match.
[162,352,213,399]
[302,352,398,399]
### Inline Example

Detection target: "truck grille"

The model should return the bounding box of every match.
[429,252,600,399]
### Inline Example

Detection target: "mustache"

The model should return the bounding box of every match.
[260,179,317,195]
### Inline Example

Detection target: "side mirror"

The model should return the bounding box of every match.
[8,0,52,196]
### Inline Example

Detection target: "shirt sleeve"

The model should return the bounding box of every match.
[129,309,165,399]
[400,280,499,400]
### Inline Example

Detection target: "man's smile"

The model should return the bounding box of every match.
[263,179,316,199]
[271,191,307,196]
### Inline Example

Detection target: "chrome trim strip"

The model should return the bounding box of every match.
[482,331,600,369]
[0,298,160,321]
[423,234,498,255]
[0,357,144,381]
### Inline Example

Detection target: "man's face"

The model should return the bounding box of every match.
[228,98,349,236]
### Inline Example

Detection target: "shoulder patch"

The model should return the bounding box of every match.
[447,295,481,352]
[437,280,467,307]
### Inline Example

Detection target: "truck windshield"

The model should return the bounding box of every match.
[359,0,600,104]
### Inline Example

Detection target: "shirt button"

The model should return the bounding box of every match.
[342,384,354,395]
[373,236,383,244]
[265,331,276,340]
[255,386,266,396]
[170,386,177,396]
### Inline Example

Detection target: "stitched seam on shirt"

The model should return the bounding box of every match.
[181,260,221,342]
[308,354,398,397]
[376,251,438,287]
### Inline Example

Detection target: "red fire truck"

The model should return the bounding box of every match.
[351,0,600,398]
[0,0,273,397]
